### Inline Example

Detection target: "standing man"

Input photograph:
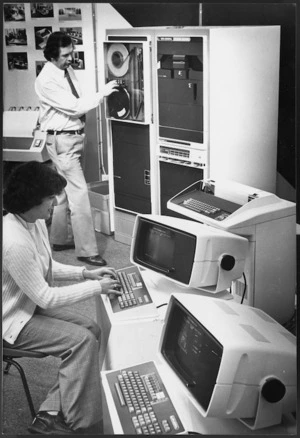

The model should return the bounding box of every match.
[35,31,118,266]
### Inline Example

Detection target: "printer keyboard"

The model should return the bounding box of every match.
[183,197,221,215]
[105,361,185,435]
[110,266,153,313]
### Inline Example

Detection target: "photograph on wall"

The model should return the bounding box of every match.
[71,51,85,70]
[31,3,54,18]
[34,26,52,50]
[7,52,28,70]
[36,61,47,77]
[3,3,25,21]
[58,6,82,21]
[60,27,83,45]
[5,28,27,46]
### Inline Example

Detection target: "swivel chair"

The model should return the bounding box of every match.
[3,343,47,418]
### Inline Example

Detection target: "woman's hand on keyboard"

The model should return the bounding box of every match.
[83,267,117,280]
[98,277,122,296]
[82,267,122,296]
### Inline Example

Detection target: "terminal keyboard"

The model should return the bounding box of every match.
[110,266,153,314]
[105,361,185,435]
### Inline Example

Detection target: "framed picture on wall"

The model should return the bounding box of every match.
[4,3,25,21]
[71,51,85,70]
[31,3,54,18]
[60,27,83,45]
[34,26,52,50]
[5,28,27,46]
[7,52,28,70]
[58,6,82,21]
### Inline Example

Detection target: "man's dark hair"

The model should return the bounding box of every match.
[44,31,73,61]
[3,161,67,214]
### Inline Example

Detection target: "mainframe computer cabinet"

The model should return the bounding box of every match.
[102,26,280,238]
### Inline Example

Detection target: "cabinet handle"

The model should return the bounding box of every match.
[188,82,197,101]
[193,83,197,101]
[114,175,121,179]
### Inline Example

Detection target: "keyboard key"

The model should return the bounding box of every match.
[170,415,180,430]
[162,420,171,433]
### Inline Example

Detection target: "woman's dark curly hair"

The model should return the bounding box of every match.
[44,31,73,61]
[3,161,67,214]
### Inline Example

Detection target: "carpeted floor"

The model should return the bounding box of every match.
[2,231,131,436]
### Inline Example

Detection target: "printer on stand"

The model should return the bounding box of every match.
[3,107,49,162]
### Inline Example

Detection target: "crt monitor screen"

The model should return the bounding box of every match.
[161,295,223,411]
[132,216,196,285]
[143,224,175,271]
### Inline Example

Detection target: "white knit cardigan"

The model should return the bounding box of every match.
[3,213,101,344]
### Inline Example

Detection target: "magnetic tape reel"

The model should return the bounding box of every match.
[107,43,130,77]
[107,86,130,119]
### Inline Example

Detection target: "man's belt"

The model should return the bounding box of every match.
[47,129,84,135]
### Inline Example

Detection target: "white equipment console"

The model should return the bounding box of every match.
[167,178,296,324]
[102,293,296,435]
[3,110,49,162]
[96,266,164,371]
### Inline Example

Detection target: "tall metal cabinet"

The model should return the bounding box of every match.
[102,26,280,242]
[111,121,151,214]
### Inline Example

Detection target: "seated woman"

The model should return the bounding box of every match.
[3,161,122,435]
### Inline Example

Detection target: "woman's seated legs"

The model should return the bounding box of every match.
[12,307,102,431]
